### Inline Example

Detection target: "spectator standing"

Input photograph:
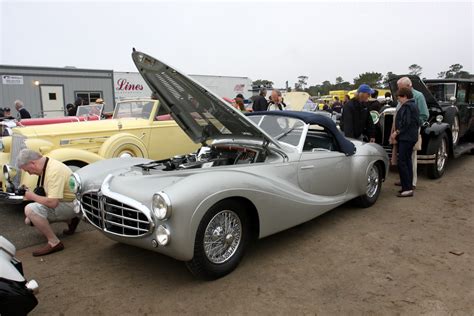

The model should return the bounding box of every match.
[252,88,268,111]
[14,100,31,119]
[384,92,396,107]
[343,94,351,105]
[332,96,343,113]
[392,88,420,197]
[18,149,80,256]
[268,90,285,110]
[394,76,429,188]
[234,94,246,112]
[3,107,13,118]
[66,104,76,116]
[341,84,376,142]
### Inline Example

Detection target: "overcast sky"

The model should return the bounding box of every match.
[0,0,473,88]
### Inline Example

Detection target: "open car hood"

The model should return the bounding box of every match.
[132,50,280,148]
[388,75,439,108]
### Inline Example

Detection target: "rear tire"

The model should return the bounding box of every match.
[354,163,382,208]
[427,132,448,179]
[186,199,250,280]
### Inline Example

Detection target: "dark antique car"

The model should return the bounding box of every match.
[377,76,474,178]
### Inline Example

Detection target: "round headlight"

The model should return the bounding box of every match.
[69,173,81,194]
[3,164,17,182]
[152,192,172,220]
[156,225,170,246]
[436,115,444,123]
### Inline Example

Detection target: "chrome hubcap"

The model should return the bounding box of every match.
[452,117,459,144]
[119,152,133,158]
[204,210,242,264]
[437,138,447,172]
[366,165,379,198]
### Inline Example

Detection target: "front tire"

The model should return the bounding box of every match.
[186,199,250,280]
[354,163,382,208]
[427,132,448,179]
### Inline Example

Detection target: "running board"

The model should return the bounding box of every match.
[453,142,474,158]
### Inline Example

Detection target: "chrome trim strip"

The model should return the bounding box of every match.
[418,154,436,159]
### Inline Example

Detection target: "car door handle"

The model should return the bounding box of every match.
[300,165,314,170]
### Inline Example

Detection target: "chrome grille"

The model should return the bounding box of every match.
[10,134,27,187]
[81,192,152,237]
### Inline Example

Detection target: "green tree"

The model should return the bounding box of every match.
[408,64,423,76]
[383,72,397,88]
[438,64,472,79]
[252,79,274,88]
[353,72,384,88]
[334,77,352,90]
[297,75,308,91]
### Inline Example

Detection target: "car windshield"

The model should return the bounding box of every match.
[76,104,103,117]
[113,101,155,119]
[247,115,305,146]
[425,83,456,103]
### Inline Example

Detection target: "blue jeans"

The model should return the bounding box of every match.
[398,140,416,191]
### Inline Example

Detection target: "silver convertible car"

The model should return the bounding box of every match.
[70,50,389,279]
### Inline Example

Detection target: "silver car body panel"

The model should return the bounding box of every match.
[76,51,389,262]
[76,138,388,261]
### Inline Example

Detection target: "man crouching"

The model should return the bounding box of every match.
[17,149,80,256]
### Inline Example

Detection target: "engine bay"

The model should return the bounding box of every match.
[135,144,267,172]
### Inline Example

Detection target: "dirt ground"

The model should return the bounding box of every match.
[15,155,474,315]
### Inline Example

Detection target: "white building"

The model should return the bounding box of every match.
[114,72,253,102]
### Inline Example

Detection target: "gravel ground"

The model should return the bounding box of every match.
[6,155,474,315]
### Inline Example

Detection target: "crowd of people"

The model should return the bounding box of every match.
[340,77,428,198]
[229,76,427,198]
[0,100,31,120]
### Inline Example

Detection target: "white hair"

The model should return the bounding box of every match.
[17,149,42,168]
[14,100,24,107]
[397,77,412,88]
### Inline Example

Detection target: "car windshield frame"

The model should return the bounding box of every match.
[76,104,104,117]
[247,114,306,148]
[113,100,155,120]
[425,82,457,103]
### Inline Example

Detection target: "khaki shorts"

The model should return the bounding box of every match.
[28,202,76,223]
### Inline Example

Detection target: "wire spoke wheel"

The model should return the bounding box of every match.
[366,165,380,198]
[203,210,242,264]
[437,137,448,172]
[452,116,460,145]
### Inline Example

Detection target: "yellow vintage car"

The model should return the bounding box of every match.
[0,99,198,203]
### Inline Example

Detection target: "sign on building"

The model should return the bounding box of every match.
[2,75,24,85]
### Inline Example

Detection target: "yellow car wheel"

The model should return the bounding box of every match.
[98,134,148,159]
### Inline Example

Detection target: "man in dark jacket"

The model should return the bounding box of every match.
[252,88,268,112]
[14,100,31,119]
[341,84,375,142]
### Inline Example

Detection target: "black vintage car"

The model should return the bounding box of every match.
[377,75,474,179]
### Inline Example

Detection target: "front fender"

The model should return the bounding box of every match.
[423,122,450,137]
[24,139,54,154]
[46,148,103,166]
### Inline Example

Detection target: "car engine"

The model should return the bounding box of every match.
[136,145,266,172]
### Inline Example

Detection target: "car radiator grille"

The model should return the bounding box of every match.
[81,192,152,237]
[10,134,27,187]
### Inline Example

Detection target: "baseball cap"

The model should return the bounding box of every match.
[357,84,375,94]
